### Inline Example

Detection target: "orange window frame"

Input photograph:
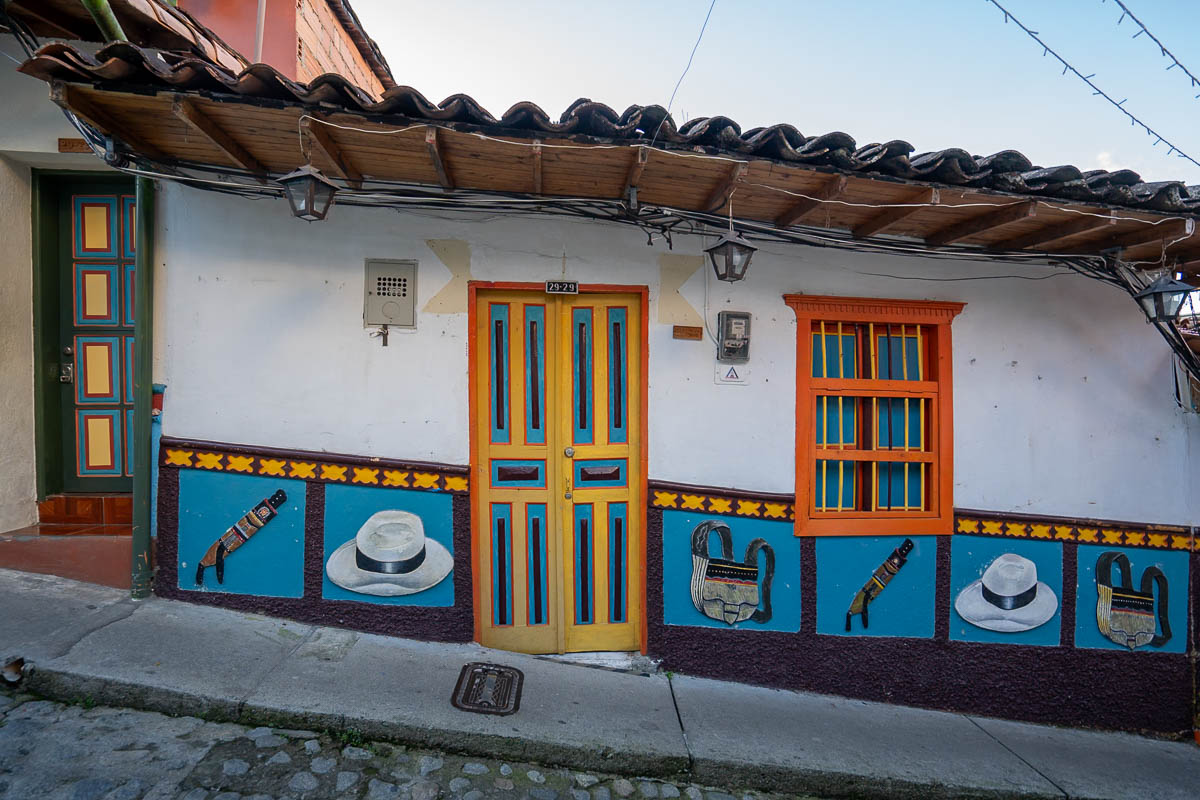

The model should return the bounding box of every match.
[783,295,964,537]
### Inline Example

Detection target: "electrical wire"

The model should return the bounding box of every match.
[984,0,1200,170]
[1105,0,1200,99]
[650,0,718,148]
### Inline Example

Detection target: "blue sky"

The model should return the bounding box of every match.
[352,0,1200,185]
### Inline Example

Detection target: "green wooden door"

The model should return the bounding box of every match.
[56,185,136,492]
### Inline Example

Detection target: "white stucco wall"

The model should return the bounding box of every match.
[156,182,1200,526]
[0,155,36,531]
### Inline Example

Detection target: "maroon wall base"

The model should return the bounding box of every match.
[155,469,474,643]
[646,507,1194,737]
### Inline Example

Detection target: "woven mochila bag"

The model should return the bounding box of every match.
[1095,551,1171,650]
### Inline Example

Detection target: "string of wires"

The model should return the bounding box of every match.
[983,0,1200,170]
[1104,0,1200,99]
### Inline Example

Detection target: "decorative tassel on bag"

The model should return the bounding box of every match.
[846,538,914,631]
[195,490,287,586]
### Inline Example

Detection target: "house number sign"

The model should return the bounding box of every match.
[544,280,579,294]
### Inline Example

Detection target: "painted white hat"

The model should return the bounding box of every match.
[326,510,452,596]
[954,553,1058,633]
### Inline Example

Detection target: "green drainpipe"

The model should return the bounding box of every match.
[131,177,155,598]
[79,0,127,41]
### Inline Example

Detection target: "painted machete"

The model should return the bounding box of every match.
[195,489,287,586]
[845,538,914,631]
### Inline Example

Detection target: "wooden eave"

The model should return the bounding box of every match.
[56,82,1200,271]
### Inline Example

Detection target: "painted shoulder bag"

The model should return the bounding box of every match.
[1095,551,1171,650]
[690,520,775,625]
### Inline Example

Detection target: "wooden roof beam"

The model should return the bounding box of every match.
[852,187,938,239]
[703,161,747,213]
[425,126,454,190]
[173,97,265,175]
[989,210,1116,251]
[304,117,363,189]
[532,140,543,195]
[624,147,649,193]
[775,175,847,228]
[1058,218,1196,254]
[50,83,165,160]
[925,200,1037,248]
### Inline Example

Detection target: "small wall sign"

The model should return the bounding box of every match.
[673,326,703,341]
[545,280,579,294]
[715,363,749,385]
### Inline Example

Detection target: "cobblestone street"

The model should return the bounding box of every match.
[0,690,815,800]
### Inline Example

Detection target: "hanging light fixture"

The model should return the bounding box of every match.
[278,164,339,221]
[1134,273,1194,323]
[703,194,757,282]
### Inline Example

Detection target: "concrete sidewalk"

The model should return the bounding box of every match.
[2,569,1197,800]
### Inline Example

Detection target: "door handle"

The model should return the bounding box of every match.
[59,363,74,384]
[564,476,572,500]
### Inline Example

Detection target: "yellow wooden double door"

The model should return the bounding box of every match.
[473,288,644,654]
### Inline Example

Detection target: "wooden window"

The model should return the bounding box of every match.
[784,295,964,536]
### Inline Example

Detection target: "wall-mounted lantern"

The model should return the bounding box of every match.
[1134,274,1194,323]
[704,231,757,282]
[278,164,339,221]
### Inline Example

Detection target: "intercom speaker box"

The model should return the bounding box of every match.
[364,259,417,328]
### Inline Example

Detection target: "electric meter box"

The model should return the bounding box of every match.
[717,310,751,363]
[364,259,417,328]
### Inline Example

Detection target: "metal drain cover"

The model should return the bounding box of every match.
[451,662,524,716]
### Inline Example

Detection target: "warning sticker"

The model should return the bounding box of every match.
[715,363,749,385]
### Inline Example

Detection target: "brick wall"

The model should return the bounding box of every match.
[296,0,384,97]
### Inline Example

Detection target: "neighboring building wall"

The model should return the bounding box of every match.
[179,0,297,77]
[156,182,1199,527]
[296,0,384,97]
[0,155,36,532]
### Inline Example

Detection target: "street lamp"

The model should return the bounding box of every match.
[1134,273,1194,323]
[278,164,339,221]
[704,231,757,282]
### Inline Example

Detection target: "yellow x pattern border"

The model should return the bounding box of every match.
[162,446,469,495]
[955,515,1194,552]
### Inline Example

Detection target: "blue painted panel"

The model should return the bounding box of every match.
[877,463,922,510]
[949,535,1062,646]
[176,470,306,597]
[322,484,454,606]
[489,303,510,444]
[73,196,119,259]
[490,459,546,488]
[149,384,164,538]
[75,335,121,405]
[572,307,594,444]
[607,307,628,444]
[1074,544,1188,654]
[816,536,936,637]
[123,335,135,404]
[876,333,920,380]
[526,503,549,626]
[814,459,855,510]
[122,263,136,326]
[524,304,546,445]
[574,458,627,489]
[122,196,136,259]
[574,504,594,624]
[815,395,856,447]
[662,510,801,632]
[810,332,857,378]
[878,396,921,448]
[492,504,513,624]
[74,263,119,326]
[123,408,134,477]
[609,502,628,623]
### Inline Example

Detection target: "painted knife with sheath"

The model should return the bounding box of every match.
[846,538,914,631]
[195,489,287,586]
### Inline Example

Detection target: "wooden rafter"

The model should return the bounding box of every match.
[775,175,847,228]
[989,211,1115,251]
[425,126,454,190]
[925,200,1037,248]
[852,187,938,239]
[304,117,363,189]
[532,140,543,195]
[173,97,266,175]
[1067,218,1197,254]
[624,147,649,193]
[50,83,165,160]
[703,161,747,213]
